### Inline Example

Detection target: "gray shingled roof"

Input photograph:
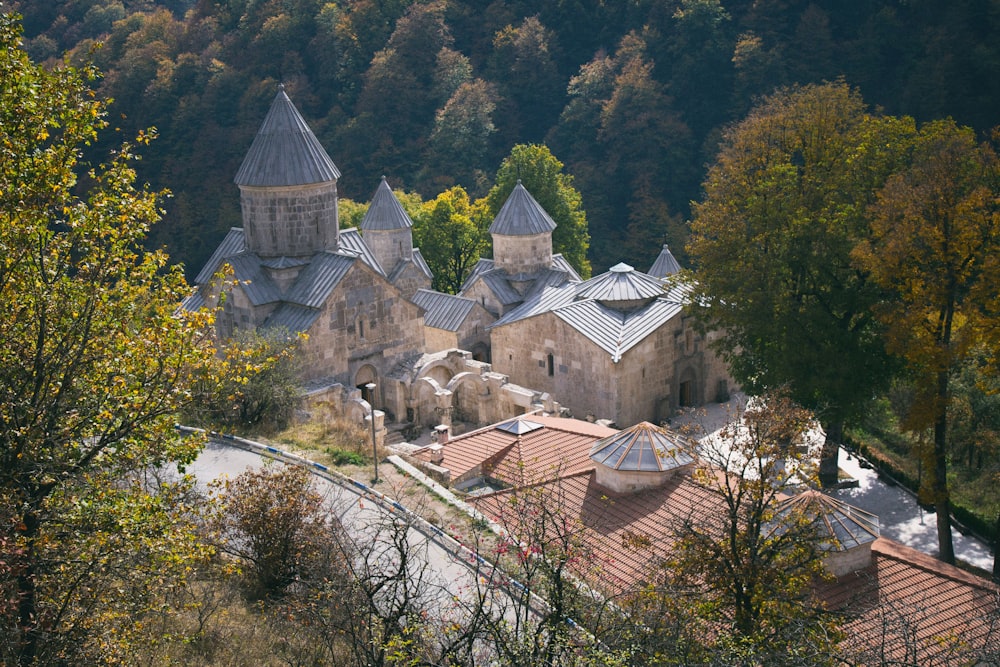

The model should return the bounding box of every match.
[488,182,557,236]
[360,177,413,231]
[411,289,477,331]
[339,228,385,276]
[562,298,684,362]
[411,248,433,280]
[264,302,321,333]
[460,258,495,293]
[649,244,682,278]
[194,228,246,285]
[234,87,341,187]
[227,253,283,305]
[181,291,205,312]
[282,252,356,308]
[261,255,311,270]
[490,263,689,362]
[590,422,695,472]
[551,254,583,282]
[576,263,665,302]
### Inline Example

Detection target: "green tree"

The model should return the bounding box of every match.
[597,35,693,270]
[485,144,591,278]
[852,119,1000,564]
[0,13,215,664]
[488,15,564,145]
[687,82,910,486]
[426,79,497,192]
[184,327,303,434]
[412,186,490,293]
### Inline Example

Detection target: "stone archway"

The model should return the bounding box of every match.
[413,376,449,429]
[355,364,378,405]
[446,372,486,424]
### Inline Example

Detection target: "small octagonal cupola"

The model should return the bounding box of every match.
[590,422,696,493]
[576,263,665,313]
[773,490,880,577]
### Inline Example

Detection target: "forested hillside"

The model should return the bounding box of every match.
[13,0,1000,277]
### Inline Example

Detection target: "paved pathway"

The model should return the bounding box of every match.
[831,448,992,571]
[672,396,994,573]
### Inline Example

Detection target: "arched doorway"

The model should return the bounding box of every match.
[355,364,378,404]
[677,366,699,408]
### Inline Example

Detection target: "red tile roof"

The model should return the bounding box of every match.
[818,538,1000,663]
[414,415,617,485]
[453,417,999,663]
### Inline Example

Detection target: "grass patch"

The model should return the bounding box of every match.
[326,447,367,466]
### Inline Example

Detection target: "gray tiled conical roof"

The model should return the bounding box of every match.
[360,177,413,230]
[488,181,557,235]
[234,86,341,187]
[577,263,665,302]
[589,422,695,472]
[649,244,682,278]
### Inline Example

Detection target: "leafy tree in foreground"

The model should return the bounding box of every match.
[0,12,215,664]
[485,144,592,278]
[687,81,909,486]
[656,393,839,665]
[184,327,303,434]
[852,120,1000,564]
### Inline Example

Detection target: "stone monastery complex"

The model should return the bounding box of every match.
[185,87,733,437]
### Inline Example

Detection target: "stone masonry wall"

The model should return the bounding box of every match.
[492,233,552,276]
[364,228,412,277]
[301,262,425,389]
[491,313,620,423]
[240,181,339,257]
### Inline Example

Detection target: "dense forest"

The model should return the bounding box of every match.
[12,0,1000,277]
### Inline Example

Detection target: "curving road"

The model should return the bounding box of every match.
[181,437,541,652]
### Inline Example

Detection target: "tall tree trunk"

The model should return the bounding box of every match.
[818,419,843,488]
[16,508,40,667]
[934,368,955,565]
[993,512,1000,583]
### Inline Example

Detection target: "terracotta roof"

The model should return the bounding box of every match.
[472,469,719,590]
[818,538,999,663]
[488,182,557,236]
[234,87,340,187]
[414,415,616,483]
[454,417,998,663]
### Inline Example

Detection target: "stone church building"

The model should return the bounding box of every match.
[186,87,732,435]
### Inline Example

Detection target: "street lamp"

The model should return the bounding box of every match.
[365,382,379,483]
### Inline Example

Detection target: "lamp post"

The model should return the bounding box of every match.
[365,382,379,483]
